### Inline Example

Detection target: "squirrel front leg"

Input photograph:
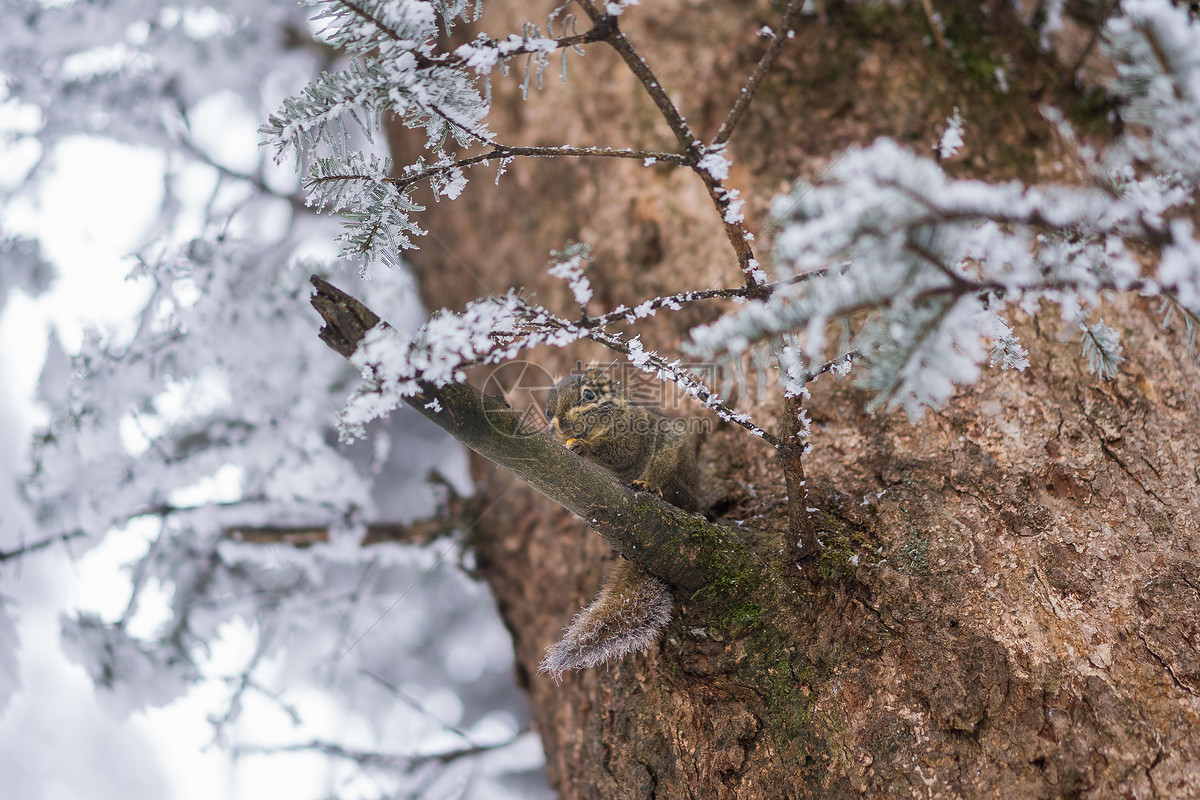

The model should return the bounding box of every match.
[633,428,700,512]
[538,559,673,678]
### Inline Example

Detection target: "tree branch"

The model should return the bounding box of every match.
[713,0,805,147]
[576,2,768,294]
[309,275,770,597]
[376,144,689,192]
[232,734,520,769]
[0,529,87,563]
[576,2,698,156]
[225,484,482,547]
[586,284,756,327]
[781,393,817,559]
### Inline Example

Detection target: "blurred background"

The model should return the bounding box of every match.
[0,2,551,798]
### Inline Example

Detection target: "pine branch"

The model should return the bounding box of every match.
[323,0,434,47]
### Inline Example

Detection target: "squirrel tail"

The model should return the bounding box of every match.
[538,559,673,678]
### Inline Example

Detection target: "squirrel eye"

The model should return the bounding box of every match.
[545,407,552,419]
[582,388,596,401]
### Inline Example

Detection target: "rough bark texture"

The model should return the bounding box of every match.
[386,1,1200,798]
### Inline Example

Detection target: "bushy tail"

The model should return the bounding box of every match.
[538,559,673,678]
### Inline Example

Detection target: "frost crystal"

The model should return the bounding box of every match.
[936,108,964,160]
[259,0,497,271]
[604,0,640,17]
[548,242,594,310]
[455,33,559,74]
[1081,321,1123,380]
[723,188,745,224]
[697,146,731,181]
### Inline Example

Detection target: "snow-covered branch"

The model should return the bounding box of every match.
[261,0,492,166]
[688,0,1200,421]
[713,0,805,147]
[310,276,769,597]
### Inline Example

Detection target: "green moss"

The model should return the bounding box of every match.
[689,576,765,633]
[738,634,829,744]
[681,518,770,631]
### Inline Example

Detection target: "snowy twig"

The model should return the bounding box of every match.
[802,349,862,383]
[919,0,949,53]
[383,144,690,191]
[586,284,758,327]
[576,325,783,447]
[713,0,804,147]
[364,670,480,746]
[232,734,520,769]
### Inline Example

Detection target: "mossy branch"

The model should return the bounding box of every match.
[309,275,768,597]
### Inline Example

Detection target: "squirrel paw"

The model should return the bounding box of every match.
[629,480,663,498]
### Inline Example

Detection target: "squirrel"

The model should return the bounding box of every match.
[538,369,701,677]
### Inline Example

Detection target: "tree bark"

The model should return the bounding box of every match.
[384,1,1200,797]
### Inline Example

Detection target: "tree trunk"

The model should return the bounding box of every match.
[392,1,1200,797]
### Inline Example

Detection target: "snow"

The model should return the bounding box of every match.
[697,147,731,181]
[0,600,17,717]
[547,243,594,309]
[1159,220,1200,309]
[455,34,560,74]
[0,1,549,797]
[936,108,964,160]
[690,18,1200,415]
[604,0,640,16]
[723,188,745,224]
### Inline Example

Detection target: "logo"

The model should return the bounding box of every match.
[480,360,559,437]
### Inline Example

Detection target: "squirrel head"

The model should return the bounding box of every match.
[545,370,619,448]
